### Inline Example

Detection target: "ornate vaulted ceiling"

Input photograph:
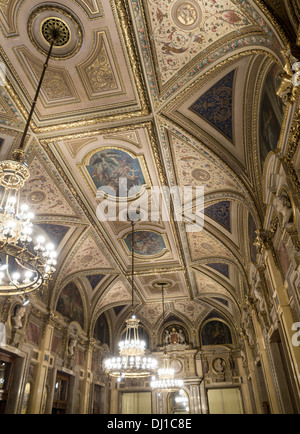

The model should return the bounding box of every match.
[0,0,296,342]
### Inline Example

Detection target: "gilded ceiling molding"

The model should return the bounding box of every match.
[49,236,117,312]
[155,118,253,296]
[242,54,267,215]
[194,272,239,309]
[251,56,274,210]
[0,2,151,135]
[132,0,286,107]
[157,115,259,219]
[202,222,245,267]
[0,127,22,158]
[194,258,250,293]
[282,108,300,193]
[193,266,238,299]
[0,0,21,36]
[77,30,123,100]
[142,0,259,91]
[124,266,186,278]
[74,0,104,19]
[91,277,134,320]
[27,5,83,60]
[15,46,80,106]
[246,56,292,215]
[38,123,179,280]
[252,0,291,46]
[24,142,86,220]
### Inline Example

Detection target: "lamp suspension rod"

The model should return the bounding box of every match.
[19,37,56,151]
[131,219,135,310]
[161,283,167,354]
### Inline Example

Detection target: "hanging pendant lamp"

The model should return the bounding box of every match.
[104,215,158,380]
[151,282,184,391]
[0,23,68,297]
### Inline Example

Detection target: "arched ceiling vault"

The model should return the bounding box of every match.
[0,0,295,334]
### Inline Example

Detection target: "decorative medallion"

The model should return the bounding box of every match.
[41,17,71,47]
[170,0,205,32]
[28,6,83,59]
[27,190,46,204]
[191,168,211,182]
[212,357,227,374]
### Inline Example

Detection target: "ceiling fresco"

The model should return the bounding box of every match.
[0,0,294,341]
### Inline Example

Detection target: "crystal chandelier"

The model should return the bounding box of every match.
[0,24,64,297]
[150,282,184,391]
[104,215,157,380]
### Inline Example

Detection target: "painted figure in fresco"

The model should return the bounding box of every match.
[201,320,232,346]
[125,231,166,256]
[87,149,145,197]
[56,283,84,329]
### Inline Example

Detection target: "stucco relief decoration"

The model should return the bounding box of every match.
[188,230,232,261]
[137,303,163,326]
[20,157,75,216]
[273,192,293,228]
[97,281,131,311]
[78,31,119,98]
[174,300,204,323]
[195,273,231,298]
[63,235,112,275]
[276,47,300,104]
[147,0,250,84]
[164,324,188,346]
[172,136,241,192]
[15,46,80,104]
[0,0,20,35]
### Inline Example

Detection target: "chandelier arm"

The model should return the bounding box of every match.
[0,26,60,296]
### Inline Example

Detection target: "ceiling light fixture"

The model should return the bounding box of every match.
[0,23,66,296]
[104,214,158,380]
[151,282,184,391]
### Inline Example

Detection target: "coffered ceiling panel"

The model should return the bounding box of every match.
[0,0,144,127]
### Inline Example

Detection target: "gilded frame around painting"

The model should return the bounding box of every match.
[78,146,151,201]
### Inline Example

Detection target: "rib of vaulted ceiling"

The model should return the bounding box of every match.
[0,0,291,342]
